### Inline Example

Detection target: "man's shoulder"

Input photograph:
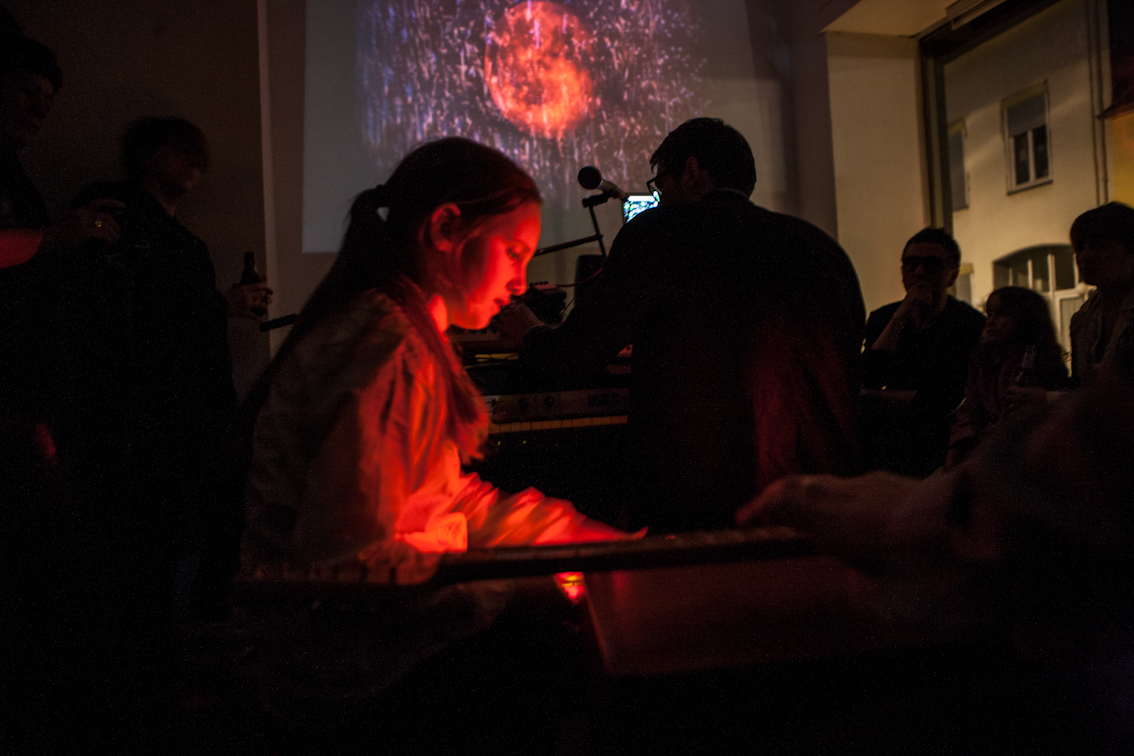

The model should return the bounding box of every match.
[740,204,840,247]
[608,203,700,261]
[943,296,987,328]
[868,301,903,325]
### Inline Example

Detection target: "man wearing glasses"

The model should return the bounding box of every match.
[861,228,986,476]
[499,117,864,533]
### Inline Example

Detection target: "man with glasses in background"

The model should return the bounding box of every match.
[499,117,864,533]
[861,228,986,476]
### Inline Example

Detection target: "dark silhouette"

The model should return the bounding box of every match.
[861,228,986,476]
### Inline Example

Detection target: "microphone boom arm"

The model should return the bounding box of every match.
[534,232,603,257]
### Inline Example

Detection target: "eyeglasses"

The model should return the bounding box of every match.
[646,170,673,199]
[901,255,952,274]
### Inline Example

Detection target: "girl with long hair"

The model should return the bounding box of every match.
[243,138,628,584]
[947,286,1067,467]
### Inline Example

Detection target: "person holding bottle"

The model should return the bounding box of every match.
[55,118,271,731]
[945,286,1067,468]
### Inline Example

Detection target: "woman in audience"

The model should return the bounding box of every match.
[946,286,1066,467]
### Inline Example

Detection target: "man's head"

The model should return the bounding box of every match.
[0,35,61,151]
[121,117,209,199]
[1070,202,1134,295]
[648,117,756,205]
[900,227,961,299]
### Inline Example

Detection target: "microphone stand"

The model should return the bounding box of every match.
[534,189,616,258]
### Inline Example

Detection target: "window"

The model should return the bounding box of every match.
[948,121,967,211]
[1003,85,1050,192]
[949,263,973,304]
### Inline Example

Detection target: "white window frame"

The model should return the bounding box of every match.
[1002,83,1052,194]
[948,120,969,211]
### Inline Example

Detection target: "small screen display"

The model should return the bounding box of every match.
[623,194,659,223]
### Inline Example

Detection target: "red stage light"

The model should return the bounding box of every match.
[554,571,586,603]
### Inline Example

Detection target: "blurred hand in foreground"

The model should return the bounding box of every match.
[737,472,921,569]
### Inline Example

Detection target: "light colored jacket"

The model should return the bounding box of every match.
[246,289,616,583]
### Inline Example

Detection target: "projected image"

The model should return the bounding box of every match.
[358,0,706,206]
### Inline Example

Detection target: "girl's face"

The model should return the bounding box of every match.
[983,295,1020,344]
[445,201,541,330]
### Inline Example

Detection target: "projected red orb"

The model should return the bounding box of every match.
[485,2,595,138]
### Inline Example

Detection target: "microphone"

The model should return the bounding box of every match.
[577,166,629,202]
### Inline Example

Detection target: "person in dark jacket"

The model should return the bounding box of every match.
[0,32,125,752]
[498,117,865,532]
[60,118,269,737]
[861,228,986,477]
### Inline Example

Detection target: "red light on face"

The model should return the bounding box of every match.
[554,571,586,603]
[484,2,595,138]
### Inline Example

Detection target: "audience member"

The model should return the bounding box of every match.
[50,117,270,741]
[1069,201,1134,384]
[861,228,985,476]
[0,31,124,752]
[946,286,1067,467]
[498,117,865,532]
[0,35,120,422]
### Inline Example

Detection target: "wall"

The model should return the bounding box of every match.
[785,0,859,239]
[827,32,929,313]
[944,0,1101,305]
[1112,110,1134,204]
[8,0,270,395]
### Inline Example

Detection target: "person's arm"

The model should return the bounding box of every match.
[224,281,274,319]
[519,212,677,383]
[0,198,123,270]
[860,307,900,389]
[299,336,632,584]
[736,472,923,571]
[869,284,934,352]
[456,478,632,548]
[0,229,44,269]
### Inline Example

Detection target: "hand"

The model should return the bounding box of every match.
[736,472,920,567]
[870,284,935,352]
[357,539,442,585]
[41,198,124,251]
[1004,385,1047,414]
[893,283,935,327]
[225,281,274,319]
[494,302,545,346]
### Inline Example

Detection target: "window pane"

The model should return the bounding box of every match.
[949,128,967,210]
[1009,257,1029,287]
[1053,246,1076,290]
[1007,94,1046,135]
[1031,264,1048,292]
[1032,125,1049,179]
[993,262,1010,289]
[1014,133,1031,185]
